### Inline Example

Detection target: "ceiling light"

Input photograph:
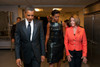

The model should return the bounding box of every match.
[35,8,43,12]
[53,8,62,11]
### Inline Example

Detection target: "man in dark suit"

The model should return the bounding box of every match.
[15,7,45,67]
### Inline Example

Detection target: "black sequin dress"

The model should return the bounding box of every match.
[47,22,64,63]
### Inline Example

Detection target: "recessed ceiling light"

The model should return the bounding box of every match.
[53,8,62,11]
[35,8,43,12]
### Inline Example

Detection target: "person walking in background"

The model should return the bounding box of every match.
[64,19,70,29]
[45,10,65,67]
[64,16,87,67]
[11,17,21,50]
[11,17,21,43]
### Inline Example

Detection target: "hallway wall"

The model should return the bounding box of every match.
[84,1,100,67]
[0,6,18,23]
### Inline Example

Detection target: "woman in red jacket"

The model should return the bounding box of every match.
[64,16,87,67]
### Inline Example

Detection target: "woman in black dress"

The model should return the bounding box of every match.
[45,10,65,67]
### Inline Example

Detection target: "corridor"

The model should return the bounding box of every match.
[0,50,89,67]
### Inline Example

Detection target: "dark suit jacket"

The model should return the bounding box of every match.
[15,19,45,64]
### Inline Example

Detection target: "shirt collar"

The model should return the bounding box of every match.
[25,18,33,27]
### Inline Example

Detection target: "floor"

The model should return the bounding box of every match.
[0,50,89,67]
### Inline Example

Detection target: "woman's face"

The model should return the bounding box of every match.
[52,13,60,22]
[70,17,76,27]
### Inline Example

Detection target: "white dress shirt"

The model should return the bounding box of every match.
[25,18,34,41]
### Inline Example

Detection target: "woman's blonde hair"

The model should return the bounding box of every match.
[69,16,80,26]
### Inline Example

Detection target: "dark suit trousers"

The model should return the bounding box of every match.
[24,48,40,67]
[69,50,82,67]
[24,58,40,67]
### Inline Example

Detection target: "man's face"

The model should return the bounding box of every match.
[25,10,34,22]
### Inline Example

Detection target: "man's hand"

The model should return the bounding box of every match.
[16,59,22,67]
[41,56,45,62]
[11,39,15,42]
[81,56,87,64]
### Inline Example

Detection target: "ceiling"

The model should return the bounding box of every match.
[0,0,98,6]
[0,0,98,17]
[34,7,83,16]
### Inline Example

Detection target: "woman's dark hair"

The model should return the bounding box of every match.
[51,10,60,16]
[64,19,70,27]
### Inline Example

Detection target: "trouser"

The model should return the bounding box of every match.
[69,50,82,67]
[24,48,40,67]
[24,58,40,67]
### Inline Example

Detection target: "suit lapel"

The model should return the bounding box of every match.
[32,19,37,40]
[22,20,38,41]
[22,20,29,39]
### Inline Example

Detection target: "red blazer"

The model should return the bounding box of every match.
[64,26,87,57]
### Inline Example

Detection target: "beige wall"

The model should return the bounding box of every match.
[79,9,84,27]
[0,6,18,22]
[60,13,72,22]
[59,12,79,22]
[18,8,23,19]
[17,8,85,27]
